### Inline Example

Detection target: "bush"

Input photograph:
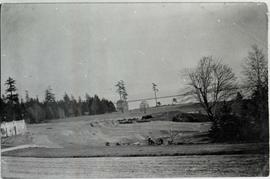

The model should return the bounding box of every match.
[142,115,153,119]
[210,114,243,142]
[210,113,268,142]
[172,113,208,122]
[156,138,164,145]
[209,100,267,142]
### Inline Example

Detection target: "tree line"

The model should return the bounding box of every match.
[0,83,116,123]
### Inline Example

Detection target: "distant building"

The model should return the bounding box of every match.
[116,100,129,113]
[172,98,178,105]
[140,100,149,113]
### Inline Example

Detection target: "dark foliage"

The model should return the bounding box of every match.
[1,78,116,123]
[210,102,248,142]
[142,115,153,119]
[210,88,268,143]
[207,45,268,143]
[172,113,209,122]
[1,77,23,122]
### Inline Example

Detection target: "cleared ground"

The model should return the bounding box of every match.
[2,110,211,149]
[1,106,269,177]
[2,143,268,157]
[2,154,268,178]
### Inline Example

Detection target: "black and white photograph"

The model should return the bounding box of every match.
[0,1,269,178]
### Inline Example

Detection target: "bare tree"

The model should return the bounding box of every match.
[168,129,181,144]
[186,56,237,121]
[242,45,268,131]
[243,44,268,90]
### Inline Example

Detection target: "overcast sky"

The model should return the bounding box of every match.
[1,3,268,108]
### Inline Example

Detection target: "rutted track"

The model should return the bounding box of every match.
[2,154,268,178]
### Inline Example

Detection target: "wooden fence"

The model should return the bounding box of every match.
[0,120,27,137]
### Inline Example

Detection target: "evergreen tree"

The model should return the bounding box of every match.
[77,96,82,116]
[4,77,21,121]
[45,87,55,103]
[91,95,100,114]
[25,90,30,103]
[5,77,19,104]
[115,80,128,101]
[63,93,71,116]
[85,93,93,114]
[108,101,116,112]
[100,98,108,113]
[44,86,56,119]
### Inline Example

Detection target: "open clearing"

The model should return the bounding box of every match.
[2,108,211,149]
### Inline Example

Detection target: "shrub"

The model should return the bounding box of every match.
[210,114,243,142]
[209,100,265,142]
[142,115,153,119]
[172,113,208,122]
[156,138,164,145]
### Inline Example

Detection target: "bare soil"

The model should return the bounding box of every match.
[2,154,268,178]
[2,143,268,158]
[2,114,212,148]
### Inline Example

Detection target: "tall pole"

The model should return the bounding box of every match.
[152,83,158,107]
[154,90,157,106]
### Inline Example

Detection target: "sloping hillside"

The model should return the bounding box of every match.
[2,117,211,148]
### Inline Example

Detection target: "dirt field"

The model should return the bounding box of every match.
[2,111,211,149]
[2,154,268,178]
[1,108,269,178]
[2,143,268,158]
